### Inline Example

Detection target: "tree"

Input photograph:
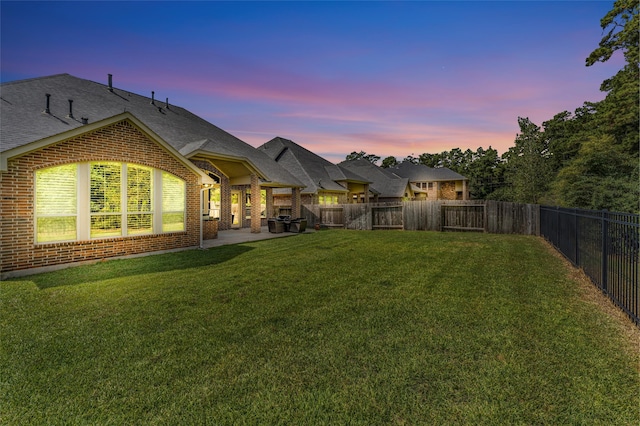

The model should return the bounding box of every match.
[381,156,398,168]
[586,0,639,155]
[465,147,504,199]
[345,151,380,165]
[502,117,552,204]
[551,135,639,212]
[542,104,599,173]
[586,0,638,67]
[418,152,443,168]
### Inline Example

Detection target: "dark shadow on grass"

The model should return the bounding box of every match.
[17,245,255,290]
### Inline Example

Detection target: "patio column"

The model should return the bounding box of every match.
[250,174,261,233]
[364,184,370,203]
[220,176,231,230]
[265,187,273,218]
[463,179,468,200]
[291,187,301,218]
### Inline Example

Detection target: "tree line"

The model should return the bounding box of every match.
[346,0,638,213]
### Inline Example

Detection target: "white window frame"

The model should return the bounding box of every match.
[35,162,186,244]
[34,163,79,243]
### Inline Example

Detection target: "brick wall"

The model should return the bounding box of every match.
[0,119,201,274]
[191,160,232,230]
[440,181,457,200]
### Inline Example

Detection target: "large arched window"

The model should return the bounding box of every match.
[35,163,185,243]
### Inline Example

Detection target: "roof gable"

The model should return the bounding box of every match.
[258,137,370,194]
[1,74,302,187]
[1,112,212,184]
[338,159,411,198]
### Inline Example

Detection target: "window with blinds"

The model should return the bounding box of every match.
[90,162,122,238]
[34,163,186,243]
[127,165,153,235]
[35,164,78,243]
[162,171,185,232]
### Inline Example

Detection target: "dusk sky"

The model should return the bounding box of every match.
[1,1,624,163]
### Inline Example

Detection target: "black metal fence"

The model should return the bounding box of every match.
[540,206,639,325]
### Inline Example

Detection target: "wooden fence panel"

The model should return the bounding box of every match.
[441,204,485,232]
[320,206,345,227]
[344,204,370,230]
[486,201,539,235]
[403,200,440,231]
[301,200,539,235]
[372,205,403,229]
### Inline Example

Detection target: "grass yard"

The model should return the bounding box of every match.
[1,231,638,424]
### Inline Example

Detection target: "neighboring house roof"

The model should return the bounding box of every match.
[338,159,412,199]
[258,137,370,195]
[390,162,467,181]
[0,74,303,187]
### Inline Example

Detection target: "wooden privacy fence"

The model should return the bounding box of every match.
[302,200,540,235]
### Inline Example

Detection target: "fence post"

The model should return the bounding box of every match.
[601,210,608,293]
[574,210,579,266]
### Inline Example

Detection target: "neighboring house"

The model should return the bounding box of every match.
[0,73,303,275]
[338,159,418,202]
[258,137,373,213]
[390,162,469,200]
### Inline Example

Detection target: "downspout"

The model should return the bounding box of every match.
[200,187,205,249]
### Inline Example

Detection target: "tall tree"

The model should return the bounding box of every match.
[502,117,552,204]
[586,0,639,155]
[465,147,504,199]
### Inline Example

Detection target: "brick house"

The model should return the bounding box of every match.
[257,137,373,213]
[390,163,469,201]
[0,74,303,276]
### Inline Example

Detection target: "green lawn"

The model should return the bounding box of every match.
[1,231,638,425]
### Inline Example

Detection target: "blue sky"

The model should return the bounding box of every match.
[1,1,623,163]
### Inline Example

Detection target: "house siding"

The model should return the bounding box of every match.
[0,120,201,274]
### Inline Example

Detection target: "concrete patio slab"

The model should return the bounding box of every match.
[201,226,312,248]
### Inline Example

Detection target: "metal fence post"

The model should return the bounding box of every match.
[601,210,608,293]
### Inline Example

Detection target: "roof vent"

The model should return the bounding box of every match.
[150,91,155,105]
[165,98,169,109]
[67,99,74,119]
[81,117,89,125]
[43,93,51,114]
[108,74,113,92]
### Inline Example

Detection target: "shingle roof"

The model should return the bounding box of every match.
[390,162,466,181]
[0,74,302,187]
[338,159,410,199]
[258,137,370,194]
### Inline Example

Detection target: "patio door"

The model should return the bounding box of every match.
[231,191,241,228]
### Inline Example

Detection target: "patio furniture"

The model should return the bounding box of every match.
[267,218,285,233]
[288,218,307,233]
[277,215,291,232]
